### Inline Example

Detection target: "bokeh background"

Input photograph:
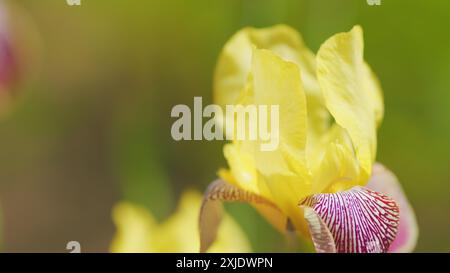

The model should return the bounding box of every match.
[0,0,448,252]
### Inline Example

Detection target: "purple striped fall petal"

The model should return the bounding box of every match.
[300,186,400,253]
[367,163,418,252]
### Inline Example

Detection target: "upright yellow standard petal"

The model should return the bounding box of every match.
[214,25,330,142]
[251,48,308,175]
[214,25,315,106]
[363,63,384,126]
[221,47,311,199]
[219,48,313,233]
[316,25,379,182]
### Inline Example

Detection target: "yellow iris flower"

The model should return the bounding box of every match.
[200,25,417,253]
[111,191,251,253]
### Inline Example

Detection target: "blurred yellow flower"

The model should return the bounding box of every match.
[111,191,251,253]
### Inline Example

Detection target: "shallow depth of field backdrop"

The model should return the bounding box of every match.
[0,0,448,252]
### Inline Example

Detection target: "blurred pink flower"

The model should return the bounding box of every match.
[0,2,18,92]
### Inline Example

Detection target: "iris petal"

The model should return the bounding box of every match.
[367,163,418,252]
[303,207,337,253]
[316,26,380,182]
[214,25,320,109]
[300,186,399,253]
[200,179,287,252]
[250,48,308,176]
[220,48,312,217]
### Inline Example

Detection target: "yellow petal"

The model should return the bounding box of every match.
[308,124,360,193]
[248,48,310,179]
[214,25,330,141]
[259,173,311,234]
[209,213,252,253]
[222,48,312,200]
[110,202,156,253]
[363,63,384,126]
[159,191,251,253]
[316,25,380,180]
[218,38,315,233]
[222,143,260,195]
[214,25,312,105]
[110,191,251,253]
[156,191,202,252]
[313,139,360,193]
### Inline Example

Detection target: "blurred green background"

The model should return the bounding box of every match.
[0,0,448,252]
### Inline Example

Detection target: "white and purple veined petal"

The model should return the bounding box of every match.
[300,186,400,253]
[367,163,418,253]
